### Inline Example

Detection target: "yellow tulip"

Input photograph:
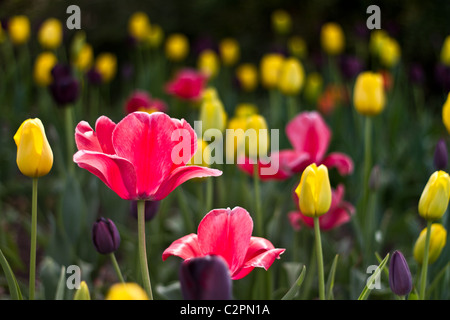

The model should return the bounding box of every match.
[413,224,447,265]
[226,116,248,162]
[370,29,389,57]
[73,43,93,72]
[234,103,258,118]
[442,93,450,134]
[14,119,53,178]
[33,52,58,87]
[105,283,149,300]
[440,36,450,67]
[38,18,63,50]
[147,24,164,48]
[295,163,332,217]
[379,37,401,68]
[236,63,258,92]
[95,53,117,83]
[271,9,292,35]
[245,114,269,160]
[288,36,307,60]
[8,15,30,45]
[200,88,227,137]
[260,53,284,89]
[219,38,240,66]
[128,12,151,42]
[198,49,220,79]
[73,281,91,300]
[278,57,305,96]
[303,72,323,104]
[418,170,450,221]
[165,33,189,62]
[353,72,386,116]
[320,22,345,55]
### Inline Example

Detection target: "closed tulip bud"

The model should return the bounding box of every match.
[295,163,332,217]
[288,36,307,60]
[226,116,248,161]
[434,139,448,171]
[278,57,305,96]
[165,33,189,62]
[271,9,292,35]
[92,217,121,254]
[38,18,63,50]
[198,49,220,79]
[147,24,164,48]
[8,15,30,45]
[440,35,450,67]
[179,255,232,300]
[106,283,149,300]
[321,22,345,55]
[418,170,450,221]
[219,38,240,67]
[413,223,447,265]
[73,43,93,72]
[379,37,401,68]
[130,200,160,221]
[49,64,80,106]
[442,93,450,134]
[353,72,386,116]
[369,30,389,57]
[95,53,117,83]
[200,88,227,137]
[73,281,91,300]
[234,103,258,118]
[260,53,284,89]
[245,114,269,160]
[14,119,53,178]
[236,63,258,92]
[389,250,412,297]
[304,72,323,105]
[33,52,58,87]
[128,12,151,43]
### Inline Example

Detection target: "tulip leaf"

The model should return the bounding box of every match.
[281,265,306,300]
[55,266,66,300]
[326,254,339,300]
[61,174,86,245]
[0,248,23,300]
[358,253,390,300]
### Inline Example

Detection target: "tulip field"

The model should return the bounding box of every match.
[1,1,450,304]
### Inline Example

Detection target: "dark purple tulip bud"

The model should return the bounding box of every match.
[130,200,160,221]
[434,139,448,171]
[409,63,425,85]
[86,68,103,86]
[340,55,364,80]
[92,217,121,254]
[179,255,232,300]
[49,64,80,106]
[389,250,412,297]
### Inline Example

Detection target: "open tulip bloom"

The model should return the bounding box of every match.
[163,207,285,280]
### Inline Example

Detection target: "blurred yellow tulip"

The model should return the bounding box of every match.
[165,33,189,62]
[147,24,164,48]
[14,118,53,178]
[226,116,248,162]
[234,103,258,118]
[295,163,332,217]
[320,22,345,55]
[128,11,151,42]
[413,224,447,265]
[278,57,305,96]
[73,43,93,72]
[38,18,63,49]
[200,88,227,138]
[353,71,386,116]
[219,38,240,66]
[245,114,269,160]
[260,53,284,89]
[8,15,30,45]
[303,72,323,105]
[73,281,91,300]
[379,37,401,68]
[236,63,258,92]
[442,92,450,134]
[271,9,292,35]
[418,170,450,221]
[106,283,149,300]
[370,30,389,57]
[198,49,220,79]
[440,35,450,67]
[288,36,307,60]
[95,52,117,83]
[33,52,58,87]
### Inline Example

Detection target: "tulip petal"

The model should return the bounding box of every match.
[162,234,202,261]
[197,207,253,275]
[75,121,103,152]
[73,151,137,200]
[321,152,354,175]
[236,150,297,180]
[95,116,116,154]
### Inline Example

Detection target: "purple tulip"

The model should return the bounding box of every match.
[389,250,412,297]
[130,200,160,221]
[340,55,364,80]
[434,139,448,171]
[49,64,80,106]
[92,217,121,254]
[86,68,103,86]
[179,255,232,300]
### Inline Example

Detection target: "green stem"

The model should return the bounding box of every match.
[362,116,373,259]
[110,253,125,283]
[253,164,263,237]
[29,178,38,300]
[419,220,432,300]
[64,106,75,175]
[137,200,153,299]
[205,177,213,213]
[288,95,297,120]
[314,216,325,300]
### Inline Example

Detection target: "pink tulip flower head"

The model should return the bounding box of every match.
[73,112,222,200]
[124,90,168,114]
[165,68,208,102]
[163,207,285,280]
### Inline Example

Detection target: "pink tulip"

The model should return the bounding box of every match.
[162,207,285,280]
[124,90,167,114]
[288,184,355,231]
[73,112,222,200]
[238,111,354,180]
[165,68,208,101]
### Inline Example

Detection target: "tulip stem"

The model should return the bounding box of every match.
[110,253,125,283]
[137,200,153,300]
[253,164,263,237]
[419,220,432,300]
[29,178,38,300]
[313,216,325,300]
[64,106,75,175]
[362,116,373,260]
[288,95,297,120]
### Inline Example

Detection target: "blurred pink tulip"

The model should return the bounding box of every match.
[124,90,167,114]
[165,68,208,101]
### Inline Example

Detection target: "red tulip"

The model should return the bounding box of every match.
[162,207,285,280]
[165,68,208,101]
[73,112,222,200]
[238,111,353,180]
[288,184,355,231]
[124,90,167,114]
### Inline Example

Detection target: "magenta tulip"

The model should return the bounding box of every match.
[165,68,208,101]
[288,184,355,231]
[238,111,353,180]
[73,112,222,200]
[162,207,285,280]
[124,90,167,114]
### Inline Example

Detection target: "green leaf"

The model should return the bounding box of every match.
[358,253,390,300]
[0,249,22,300]
[281,265,306,300]
[55,266,66,300]
[326,254,339,300]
